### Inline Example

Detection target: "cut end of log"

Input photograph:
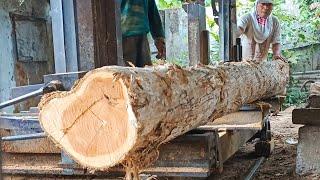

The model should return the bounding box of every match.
[39,71,137,169]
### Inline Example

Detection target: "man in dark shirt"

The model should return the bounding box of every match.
[121,0,165,67]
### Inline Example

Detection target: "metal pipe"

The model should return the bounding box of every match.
[0,88,43,109]
[244,156,265,180]
[0,80,64,110]
[219,0,231,62]
[1,132,46,141]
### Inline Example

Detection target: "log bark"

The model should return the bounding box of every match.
[39,60,289,170]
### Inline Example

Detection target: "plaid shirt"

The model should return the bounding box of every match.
[257,16,267,26]
[121,0,165,39]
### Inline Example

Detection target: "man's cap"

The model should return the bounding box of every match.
[256,0,273,4]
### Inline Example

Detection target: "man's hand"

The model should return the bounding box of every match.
[154,37,166,59]
[272,43,287,63]
[273,54,288,63]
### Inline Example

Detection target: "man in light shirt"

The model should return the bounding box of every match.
[237,0,286,62]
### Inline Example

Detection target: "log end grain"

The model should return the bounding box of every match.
[39,71,138,169]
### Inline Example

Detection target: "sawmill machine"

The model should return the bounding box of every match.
[0,0,278,178]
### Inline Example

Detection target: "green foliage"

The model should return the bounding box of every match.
[283,73,309,108]
[274,0,319,48]
[283,86,308,108]
[156,0,182,9]
[170,58,189,67]
[206,16,220,62]
[157,0,212,9]
[281,45,318,72]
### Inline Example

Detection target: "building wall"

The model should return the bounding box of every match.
[0,0,53,112]
[0,1,18,112]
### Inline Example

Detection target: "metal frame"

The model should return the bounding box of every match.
[212,0,237,62]
[51,0,79,73]
[0,1,273,177]
[50,0,67,73]
[0,125,264,178]
[63,0,79,72]
[0,105,271,178]
[0,74,274,178]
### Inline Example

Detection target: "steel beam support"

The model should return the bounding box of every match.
[218,0,237,62]
[230,0,237,60]
[51,0,79,73]
[219,0,230,62]
[63,0,79,72]
[0,116,41,131]
[50,0,67,73]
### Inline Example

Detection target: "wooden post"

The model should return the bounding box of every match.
[200,30,210,65]
[74,0,95,71]
[74,0,123,71]
[92,0,124,67]
[183,3,206,66]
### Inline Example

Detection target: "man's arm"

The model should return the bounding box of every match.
[237,14,250,37]
[148,0,164,39]
[272,43,285,60]
[148,0,165,59]
[271,17,286,61]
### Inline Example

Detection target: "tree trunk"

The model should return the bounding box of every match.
[39,61,289,170]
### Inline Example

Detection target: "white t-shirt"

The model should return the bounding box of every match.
[237,14,281,61]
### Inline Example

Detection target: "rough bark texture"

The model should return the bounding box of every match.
[38,60,289,171]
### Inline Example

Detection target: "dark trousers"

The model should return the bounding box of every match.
[122,35,152,67]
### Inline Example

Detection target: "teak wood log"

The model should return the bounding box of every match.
[39,60,289,170]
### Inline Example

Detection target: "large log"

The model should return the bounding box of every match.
[39,61,289,170]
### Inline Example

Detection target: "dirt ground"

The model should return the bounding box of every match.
[210,106,320,180]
